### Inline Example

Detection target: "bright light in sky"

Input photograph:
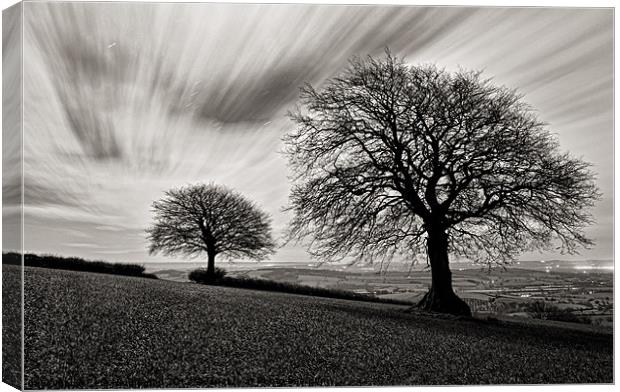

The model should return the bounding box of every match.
[9,3,612,265]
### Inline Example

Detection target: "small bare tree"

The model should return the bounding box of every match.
[147,183,276,278]
[284,52,600,315]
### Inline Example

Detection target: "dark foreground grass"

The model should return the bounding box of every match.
[20,265,612,389]
[3,252,157,279]
[2,265,22,389]
[190,268,412,306]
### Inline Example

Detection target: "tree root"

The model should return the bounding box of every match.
[415,287,472,317]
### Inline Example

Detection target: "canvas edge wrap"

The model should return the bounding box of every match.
[2,2,24,390]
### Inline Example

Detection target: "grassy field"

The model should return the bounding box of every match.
[188,268,413,306]
[19,265,612,389]
[2,265,22,389]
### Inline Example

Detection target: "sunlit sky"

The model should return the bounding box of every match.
[8,3,613,265]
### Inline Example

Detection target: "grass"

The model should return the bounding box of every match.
[2,265,22,389]
[189,267,413,306]
[3,252,157,279]
[19,264,612,389]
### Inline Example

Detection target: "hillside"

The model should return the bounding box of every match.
[14,265,613,389]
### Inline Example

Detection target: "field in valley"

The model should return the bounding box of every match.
[231,266,614,327]
[152,263,613,328]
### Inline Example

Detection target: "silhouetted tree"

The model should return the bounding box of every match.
[147,184,275,278]
[284,52,600,315]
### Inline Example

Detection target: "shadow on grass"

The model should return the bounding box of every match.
[189,268,413,306]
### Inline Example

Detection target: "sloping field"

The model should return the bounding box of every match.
[17,265,612,389]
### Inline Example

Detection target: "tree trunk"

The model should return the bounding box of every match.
[416,228,471,316]
[206,251,216,278]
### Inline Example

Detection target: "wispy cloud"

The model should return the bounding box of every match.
[94,225,127,232]
[22,3,612,263]
[61,242,99,249]
[93,249,142,255]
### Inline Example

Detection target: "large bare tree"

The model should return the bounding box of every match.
[284,52,600,315]
[147,183,276,278]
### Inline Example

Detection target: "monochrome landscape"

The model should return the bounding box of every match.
[2,2,613,389]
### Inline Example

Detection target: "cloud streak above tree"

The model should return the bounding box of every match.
[18,3,612,264]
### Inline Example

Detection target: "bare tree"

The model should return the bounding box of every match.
[147,183,276,278]
[284,52,600,315]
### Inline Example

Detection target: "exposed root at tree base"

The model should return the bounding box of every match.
[414,288,472,317]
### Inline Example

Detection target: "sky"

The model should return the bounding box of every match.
[6,3,613,266]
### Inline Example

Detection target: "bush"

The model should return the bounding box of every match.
[2,253,20,265]
[523,300,589,324]
[188,267,228,283]
[523,300,551,317]
[2,252,156,279]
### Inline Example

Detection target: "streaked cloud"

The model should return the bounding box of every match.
[20,3,612,263]
[61,242,99,249]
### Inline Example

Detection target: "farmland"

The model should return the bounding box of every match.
[17,265,613,389]
[151,262,613,327]
[226,266,614,327]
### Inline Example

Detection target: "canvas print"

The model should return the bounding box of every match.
[1,2,613,389]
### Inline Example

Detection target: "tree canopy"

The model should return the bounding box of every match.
[147,183,275,276]
[284,52,600,314]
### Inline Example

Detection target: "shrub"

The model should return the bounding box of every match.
[2,252,156,279]
[2,252,21,265]
[188,267,228,283]
[523,300,589,324]
[523,300,551,317]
